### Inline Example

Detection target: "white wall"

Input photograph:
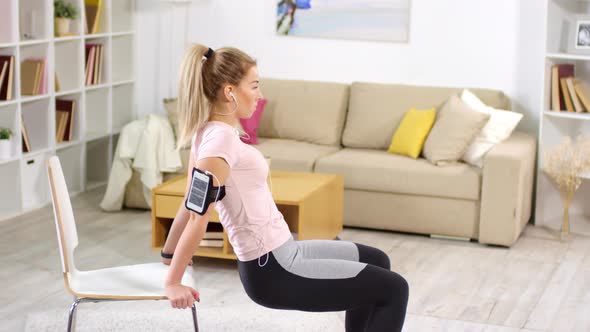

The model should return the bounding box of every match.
[514,0,546,136]
[136,0,544,136]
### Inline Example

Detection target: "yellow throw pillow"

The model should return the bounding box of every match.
[387,108,436,158]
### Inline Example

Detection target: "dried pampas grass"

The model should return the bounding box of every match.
[544,134,590,193]
[543,134,590,239]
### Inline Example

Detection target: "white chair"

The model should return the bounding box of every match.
[46,156,199,332]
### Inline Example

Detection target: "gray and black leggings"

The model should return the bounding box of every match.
[237,237,409,332]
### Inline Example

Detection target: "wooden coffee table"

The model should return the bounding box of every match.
[151,171,344,260]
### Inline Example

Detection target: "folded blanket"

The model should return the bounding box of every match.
[100,114,181,211]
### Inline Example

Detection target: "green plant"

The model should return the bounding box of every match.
[0,128,13,140]
[54,0,79,20]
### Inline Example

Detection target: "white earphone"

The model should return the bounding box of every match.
[212,91,238,116]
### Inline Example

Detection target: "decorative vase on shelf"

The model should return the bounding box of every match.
[559,188,573,241]
[0,138,11,159]
[55,17,71,36]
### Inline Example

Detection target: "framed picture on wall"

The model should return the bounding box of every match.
[276,0,411,43]
[575,20,590,49]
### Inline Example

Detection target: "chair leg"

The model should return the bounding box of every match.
[67,298,83,332]
[191,303,199,332]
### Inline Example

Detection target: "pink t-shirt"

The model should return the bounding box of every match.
[192,121,292,261]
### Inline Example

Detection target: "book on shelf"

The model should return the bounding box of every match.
[559,77,575,112]
[85,44,103,86]
[55,71,61,92]
[32,58,47,94]
[202,223,224,245]
[20,60,39,96]
[94,44,102,85]
[85,45,95,85]
[98,48,103,84]
[33,61,42,94]
[20,58,47,96]
[55,111,68,143]
[549,63,590,113]
[0,61,7,95]
[85,0,104,34]
[56,99,75,142]
[573,79,590,112]
[565,77,584,113]
[559,76,590,113]
[0,55,14,100]
[203,231,224,240]
[21,119,31,153]
[200,239,223,248]
[551,64,574,111]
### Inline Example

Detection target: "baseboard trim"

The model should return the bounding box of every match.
[430,234,471,242]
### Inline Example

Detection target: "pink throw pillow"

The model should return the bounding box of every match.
[239,98,267,144]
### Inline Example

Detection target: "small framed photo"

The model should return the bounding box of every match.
[575,20,590,49]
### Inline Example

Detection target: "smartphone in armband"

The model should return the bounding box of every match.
[185,168,212,215]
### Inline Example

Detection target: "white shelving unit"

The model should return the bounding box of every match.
[536,0,590,231]
[0,0,136,221]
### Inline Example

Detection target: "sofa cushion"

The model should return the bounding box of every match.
[387,107,436,159]
[258,78,349,146]
[422,95,491,166]
[314,148,482,200]
[239,98,267,144]
[254,138,340,172]
[342,82,511,150]
[459,89,523,167]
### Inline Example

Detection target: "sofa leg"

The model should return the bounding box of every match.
[430,234,471,242]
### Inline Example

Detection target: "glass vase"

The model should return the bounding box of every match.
[560,205,570,241]
[559,187,574,242]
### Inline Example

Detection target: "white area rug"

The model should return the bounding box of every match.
[24,303,345,332]
[23,286,530,331]
[25,307,529,332]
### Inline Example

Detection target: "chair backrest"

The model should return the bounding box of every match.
[46,156,79,276]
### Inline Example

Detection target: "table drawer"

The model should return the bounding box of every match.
[154,195,183,218]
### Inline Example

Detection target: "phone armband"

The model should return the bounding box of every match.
[184,167,226,215]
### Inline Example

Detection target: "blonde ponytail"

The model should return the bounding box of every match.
[176,43,257,150]
[176,44,210,150]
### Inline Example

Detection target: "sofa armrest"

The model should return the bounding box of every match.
[479,131,536,246]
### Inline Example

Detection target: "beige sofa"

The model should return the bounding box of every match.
[128,79,536,247]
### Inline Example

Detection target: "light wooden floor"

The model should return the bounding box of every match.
[1,186,590,331]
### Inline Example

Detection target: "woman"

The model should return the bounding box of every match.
[162,43,409,332]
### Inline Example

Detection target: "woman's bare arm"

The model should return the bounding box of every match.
[164,156,230,287]
[161,152,196,265]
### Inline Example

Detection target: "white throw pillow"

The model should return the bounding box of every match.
[460,89,523,167]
